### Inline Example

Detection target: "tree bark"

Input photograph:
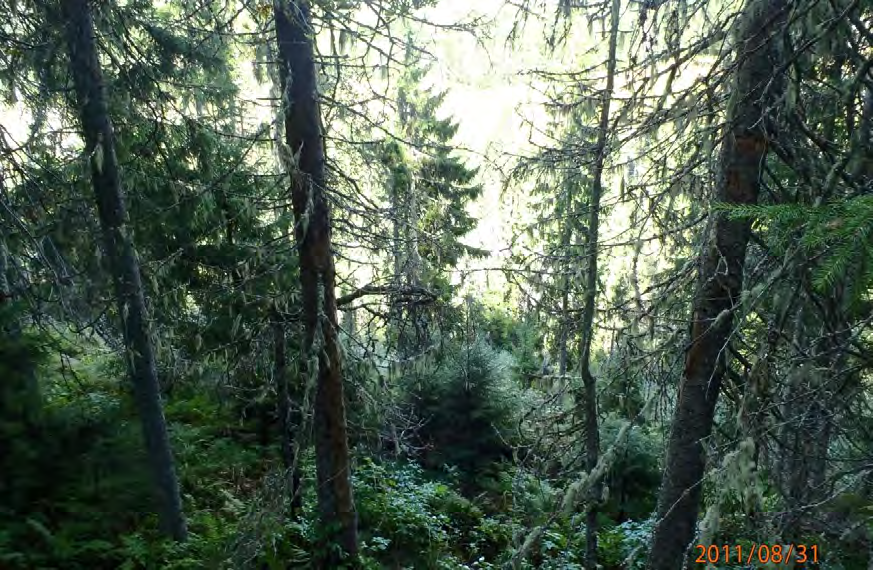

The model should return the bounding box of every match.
[0,236,7,305]
[646,1,786,568]
[273,0,358,563]
[391,154,405,356]
[273,308,302,518]
[61,0,187,541]
[557,174,573,386]
[577,0,620,565]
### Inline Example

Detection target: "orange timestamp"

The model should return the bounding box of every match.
[694,543,819,565]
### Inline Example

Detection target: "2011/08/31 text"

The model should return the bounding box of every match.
[694,543,819,565]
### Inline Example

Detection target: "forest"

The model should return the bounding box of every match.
[2,0,873,568]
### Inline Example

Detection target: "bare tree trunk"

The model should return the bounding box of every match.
[61,0,187,541]
[558,288,569,375]
[576,0,620,565]
[781,308,839,544]
[405,172,424,349]
[557,174,573,387]
[778,307,810,542]
[273,308,302,518]
[391,166,406,356]
[0,235,8,306]
[273,0,358,563]
[645,1,786,567]
[266,32,303,521]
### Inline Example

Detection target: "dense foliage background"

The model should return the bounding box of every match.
[2,0,873,568]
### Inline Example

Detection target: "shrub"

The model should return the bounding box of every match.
[402,340,522,489]
[600,418,661,522]
[353,457,508,568]
[0,302,48,512]
[598,517,653,570]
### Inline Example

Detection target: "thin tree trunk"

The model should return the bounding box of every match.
[577,0,620,565]
[646,1,786,567]
[558,287,569,377]
[273,307,302,518]
[779,307,809,542]
[61,0,187,541]
[405,172,424,350]
[557,174,573,385]
[0,234,10,308]
[267,37,303,516]
[273,0,358,563]
[391,165,405,357]
[399,78,423,352]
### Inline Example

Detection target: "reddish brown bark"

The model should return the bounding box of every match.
[646,1,786,568]
[273,0,358,564]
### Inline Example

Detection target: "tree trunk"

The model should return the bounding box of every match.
[405,171,424,350]
[645,1,786,568]
[273,308,302,518]
[391,163,406,356]
[778,307,809,541]
[399,80,423,352]
[61,0,187,542]
[0,235,8,306]
[577,0,620,565]
[273,0,358,563]
[557,174,573,387]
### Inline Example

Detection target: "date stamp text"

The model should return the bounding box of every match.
[694,543,819,565]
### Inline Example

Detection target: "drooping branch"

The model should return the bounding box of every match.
[336,283,437,308]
